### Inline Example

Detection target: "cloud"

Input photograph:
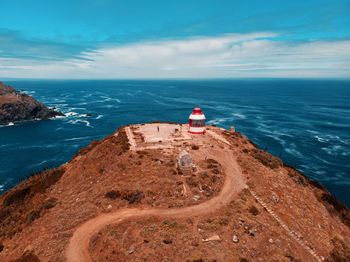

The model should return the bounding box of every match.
[0,29,91,61]
[0,32,350,78]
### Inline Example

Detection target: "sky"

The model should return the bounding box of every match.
[0,0,350,79]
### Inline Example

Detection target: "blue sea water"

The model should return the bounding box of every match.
[0,79,349,207]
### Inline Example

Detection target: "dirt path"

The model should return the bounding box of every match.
[65,149,246,262]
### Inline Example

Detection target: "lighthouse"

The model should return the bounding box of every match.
[189,107,206,134]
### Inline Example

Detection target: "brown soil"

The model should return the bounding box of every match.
[0,123,349,262]
[89,188,310,262]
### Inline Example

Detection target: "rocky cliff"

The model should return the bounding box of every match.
[0,82,63,124]
[0,123,349,262]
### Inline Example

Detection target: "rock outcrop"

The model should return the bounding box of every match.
[0,82,63,124]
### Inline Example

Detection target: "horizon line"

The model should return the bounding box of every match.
[2,76,350,82]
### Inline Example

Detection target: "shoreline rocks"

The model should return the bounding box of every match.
[0,81,63,125]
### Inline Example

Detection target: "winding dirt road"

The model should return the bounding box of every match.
[65,148,246,262]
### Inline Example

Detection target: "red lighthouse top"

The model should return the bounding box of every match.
[192,107,204,115]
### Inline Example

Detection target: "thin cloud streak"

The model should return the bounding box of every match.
[0,32,350,79]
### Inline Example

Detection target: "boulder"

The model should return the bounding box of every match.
[232,235,239,243]
[202,235,221,242]
[178,150,192,168]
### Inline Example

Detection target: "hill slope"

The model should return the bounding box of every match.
[0,123,349,262]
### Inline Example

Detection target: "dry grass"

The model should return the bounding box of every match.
[250,148,282,169]
[0,167,64,238]
[326,237,350,262]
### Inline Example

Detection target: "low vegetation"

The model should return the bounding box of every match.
[191,144,199,150]
[115,128,130,152]
[320,192,350,228]
[326,237,350,262]
[249,149,282,169]
[75,140,102,157]
[3,168,64,208]
[249,205,259,216]
[13,250,40,262]
[105,190,144,204]
[26,198,57,225]
[0,168,64,238]
[105,190,121,200]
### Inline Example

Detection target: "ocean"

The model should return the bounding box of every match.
[0,79,349,207]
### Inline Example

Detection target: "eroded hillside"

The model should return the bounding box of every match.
[0,123,349,262]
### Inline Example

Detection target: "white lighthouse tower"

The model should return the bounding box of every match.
[189,107,206,134]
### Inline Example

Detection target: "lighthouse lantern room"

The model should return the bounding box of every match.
[189,107,206,134]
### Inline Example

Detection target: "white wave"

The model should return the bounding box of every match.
[68,107,87,111]
[306,129,320,135]
[145,92,202,105]
[68,119,78,125]
[81,120,91,127]
[0,122,15,127]
[21,90,36,95]
[207,118,228,125]
[314,170,327,175]
[321,145,345,156]
[64,136,90,142]
[68,119,92,127]
[153,99,169,106]
[273,131,293,138]
[314,134,350,145]
[95,115,103,119]
[315,135,328,143]
[65,112,78,117]
[16,144,57,150]
[93,100,107,103]
[100,96,121,103]
[231,113,246,119]
[101,104,115,109]
[265,134,286,145]
[0,143,13,148]
[54,115,66,119]
[257,122,270,129]
[166,97,202,104]
[54,103,69,107]
[52,98,67,103]
[205,104,232,111]
[30,159,49,167]
[0,184,4,191]
[77,114,89,118]
[312,154,338,166]
[284,143,303,158]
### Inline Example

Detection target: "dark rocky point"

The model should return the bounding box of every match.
[0,81,63,125]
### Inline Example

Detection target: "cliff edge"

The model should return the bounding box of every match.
[0,82,63,125]
[0,123,349,262]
